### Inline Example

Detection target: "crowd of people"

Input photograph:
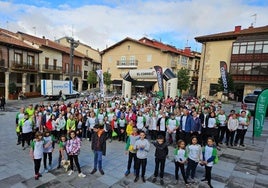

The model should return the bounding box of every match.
[15,93,251,187]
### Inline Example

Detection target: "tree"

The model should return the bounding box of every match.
[87,71,97,88]
[217,72,234,93]
[103,71,112,91]
[177,68,191,94]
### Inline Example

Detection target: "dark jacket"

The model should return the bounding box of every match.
[91,130,107,156]
[153,141,169,159]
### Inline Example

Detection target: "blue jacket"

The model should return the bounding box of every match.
[180,115,194,133]
[191,117,202,132]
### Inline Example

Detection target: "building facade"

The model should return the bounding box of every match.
[195,25,268,101]
[101,37,200,96]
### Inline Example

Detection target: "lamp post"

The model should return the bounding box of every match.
[67,37,79,82]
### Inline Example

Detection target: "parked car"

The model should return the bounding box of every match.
[242,94,258,113]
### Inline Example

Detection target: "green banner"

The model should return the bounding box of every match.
[253,89,268,137]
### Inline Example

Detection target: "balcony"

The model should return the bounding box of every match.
[42,65,62,73]
[63,70,82,77]
[117,60,138,69]
[11,61,38,72]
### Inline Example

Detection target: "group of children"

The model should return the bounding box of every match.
[125,125,218,188]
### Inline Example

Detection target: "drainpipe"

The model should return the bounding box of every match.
[199,42,206,98]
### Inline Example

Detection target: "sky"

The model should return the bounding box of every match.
[0,0,268,52]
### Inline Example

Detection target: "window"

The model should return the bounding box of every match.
[15,53,22,64]
[65,63,69,73]
[230,64,237,74]
[209,84,218,96]
[53,59,57,70]
[246,42,254,54]
[121,56,126,65]
[84,71,88,79]
[240,45,246,54]
[260,62,268,75]
[84,61,88,66]
[27,55,34,66]
[263,41,268,53]
[147,55,152,62]
[45,57,49,69]
[232,44,239,54]
[129,56,135,65]
[181,56,188,66]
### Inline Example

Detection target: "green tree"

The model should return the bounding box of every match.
[87,71,98,88]
[103,71,112,92]
[217,72,234,93]
[177,68,191,93]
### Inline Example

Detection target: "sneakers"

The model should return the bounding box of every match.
[90,168,97,174]
[78,173,86,178]
[44,168,48,173]
[48,165,52,170]
[160,179,164,185]
[201,178,208,183]
[142,176,146,182]
[134,177,139,182]
[125,170,130,176]
[152,177,157,183]
[68,170,74,176]
[99,169,105,175]
[34,175,39,180]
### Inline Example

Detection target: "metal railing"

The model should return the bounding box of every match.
[42,65,62,72]
[11,61,38,71]
[116,60,138,67]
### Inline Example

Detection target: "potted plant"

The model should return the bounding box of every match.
[8,82,18,100]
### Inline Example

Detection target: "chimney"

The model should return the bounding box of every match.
[234,25,241,33]
[184,47,191,54]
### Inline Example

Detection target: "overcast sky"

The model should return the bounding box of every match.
[0,0,267,51]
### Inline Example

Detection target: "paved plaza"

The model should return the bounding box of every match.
[0,97,268,188]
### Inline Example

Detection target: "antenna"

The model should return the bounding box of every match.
[251,13,257,26]
[71,24,74,37]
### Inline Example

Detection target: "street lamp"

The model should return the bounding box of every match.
[67,37,79,82]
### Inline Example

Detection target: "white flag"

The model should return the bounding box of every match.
[96,70,104,97]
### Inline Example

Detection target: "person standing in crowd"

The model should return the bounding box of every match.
[179,108,194,144]
[234,111,250,147]
[152,135,169,186]
[201,137,218,188]
[57,135,67,169]
[226,113,239,146]
[206,112,220,150]
[165,113,179,145]
[217,110,228,144]
[174,140,189,187]
[157,112,168,139]
[55,114,66,141]
[29,131,44,180]
[16,107,25,145]
[117,113,127,142]
[185,136,202,183]
[134,131,150,183]
[66,130,86,177]
[90,124,107,175]
[43,130,55,172]
[124,126,140,176]
[191,111,202,145]
[85,111,98,141]
[0,95,6,111]
[199,107,210,146]
[19,112,33,150]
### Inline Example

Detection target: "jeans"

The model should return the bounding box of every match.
[127,152,137,171]
[136,158,147,177]
[94,150,103,170]
[154,158,166,178]
[69,154,81,173]
[186,158,198,179]
[43,152,52,169]
[175,162,188,183]
[34,158,42,175]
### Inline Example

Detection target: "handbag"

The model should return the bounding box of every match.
[112,130,118,137]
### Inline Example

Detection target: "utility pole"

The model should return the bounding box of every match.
[67,37,79,82]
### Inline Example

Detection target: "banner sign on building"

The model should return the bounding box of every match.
[253,89,268,137]
[220,61,228,94]
[154,65,164,98]
[96,70,104,97]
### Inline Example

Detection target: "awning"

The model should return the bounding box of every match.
[112,80,122,86]
[133,81,156,88]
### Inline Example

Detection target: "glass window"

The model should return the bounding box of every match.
[263,44,268,53]
[232,45,239,54]
[255,44,263,53]
[129,56,135,65]
[260,63,268,75]
[244,64,252,75]
[230,64,237,74]
[247,44,254,54]
[256,41,263,45]
[15,53,22,63]
[240,45,246,54]
[121,56,126,65]
[252,63,260,75]
[181,56,188,66]
[27,56,34,66]
[209,84,218,96]
[237,64,244,74]
[84,61,88,66]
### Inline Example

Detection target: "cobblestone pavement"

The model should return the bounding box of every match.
[0,98,267,188]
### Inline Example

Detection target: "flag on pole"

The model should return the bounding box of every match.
[220,61,229,95]
[154,66,164,98]
[253,89,268,137]
[96,70,104,97]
